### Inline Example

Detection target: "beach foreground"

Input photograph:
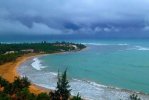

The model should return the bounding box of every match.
[0,53,50,95]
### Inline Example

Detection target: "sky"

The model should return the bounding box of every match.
[0,0,149,40]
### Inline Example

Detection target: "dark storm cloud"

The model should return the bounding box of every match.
[0,0,149,37]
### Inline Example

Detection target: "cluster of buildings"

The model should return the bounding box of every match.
[4,49,34,54]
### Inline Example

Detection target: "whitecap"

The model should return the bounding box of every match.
[135,46,149,51]
[31,58,47,70]
[82,42,129,46]
[50,72,58,76]
[18,68,149,100]
[117,43,128,46]
[82,42,110,46]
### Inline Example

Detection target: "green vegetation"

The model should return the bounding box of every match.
[0,42,86,65]
[0,70,83,100]
[36,93,50,100]
[0,53,21,65]
[0,42,86,54]
[130,94,141,100]
[49,69,71,100]
[71,93,82,100]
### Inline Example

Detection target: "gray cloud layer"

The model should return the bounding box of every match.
[0,0,149,37]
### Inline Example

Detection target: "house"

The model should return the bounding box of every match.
[21,49,34,53]
[4,51,15,54]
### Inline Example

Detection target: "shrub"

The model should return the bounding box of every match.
[71,93,82,100]
[16,88,37,100]
[0,76,9,87]
[3,83,13,95]
[130,94,141,100]
[0,92,10,100]
[37,93,50,100]
[12,77,31,93]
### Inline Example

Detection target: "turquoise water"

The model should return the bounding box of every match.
[41,40,149,93]
[18,39,149,100]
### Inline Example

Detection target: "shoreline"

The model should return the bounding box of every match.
[16,53,149,100]
[1,50,149,99]
[0,47,86,95]
[17,52,149,100]
[0,53,50,94]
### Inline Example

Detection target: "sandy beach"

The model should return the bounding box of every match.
[0,53,50,94]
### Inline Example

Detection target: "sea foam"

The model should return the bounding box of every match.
[19,61,149,100]
[31,58,47,70]
[135,46,149,51]
[82,42,129,46]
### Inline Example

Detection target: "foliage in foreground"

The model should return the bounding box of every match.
[57,69,71,100]
[0,69,142,100]
[49,69,72,100]
[130,94,141,100]
[0,70,83,100]
[71,93,82,100]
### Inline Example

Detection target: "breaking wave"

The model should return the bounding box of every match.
[31,58,47,70]
[135,46,149,51]
[82,42,129,46]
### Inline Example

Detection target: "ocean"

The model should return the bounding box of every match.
[18,39,149,100]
